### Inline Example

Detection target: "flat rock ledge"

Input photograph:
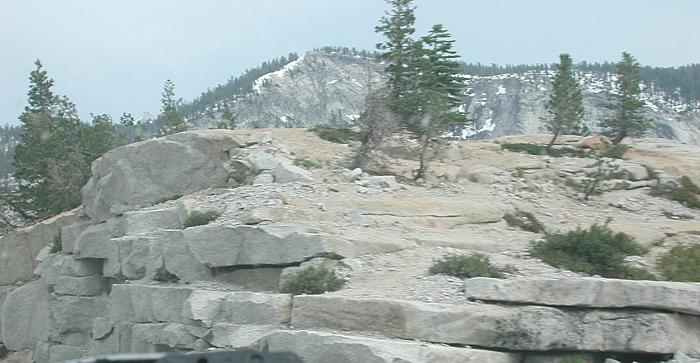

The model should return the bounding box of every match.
[291,295,700,357]
[464,277,700,315]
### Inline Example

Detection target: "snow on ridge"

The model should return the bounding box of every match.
[253,53,307,94]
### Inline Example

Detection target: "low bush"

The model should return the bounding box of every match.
[49,234,62,254]
[504,210,546,234]
[658,244,700,282]
[184,210,221,228]
[279,267,346,295]
[681,175,700,194]
[310,125,361,144]
[599,144,628,159]
[560,354,588,363]
[293,157,321,169]
[501,143,546,155]
[429,253,514,279]
[500,143,589,158]
[530,224,654,280]
[571,159,623,200]
[651,175,700,209]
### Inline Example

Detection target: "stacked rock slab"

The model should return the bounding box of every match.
[463,277,700,315]
[290,295,700,356]
[0,209,79,286]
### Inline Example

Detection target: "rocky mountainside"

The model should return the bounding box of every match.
[190,51,386,129]
[189,51,700,144]
[0,129,698,363]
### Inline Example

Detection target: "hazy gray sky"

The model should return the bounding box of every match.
[1,0,699,125]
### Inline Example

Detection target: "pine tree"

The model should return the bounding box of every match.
[216,105,236,129]
[156,79,188,136]
[410,24,469,179]
[601,52,650,144]
[375,0,416,104]
[82,114,122,161]
[545,54,585,150]
[6,60,85,217]
[119,112,137,143]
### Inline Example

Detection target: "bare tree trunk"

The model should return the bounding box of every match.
[546,131,559,152]
[414,134,430,181]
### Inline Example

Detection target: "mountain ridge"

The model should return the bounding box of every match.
[183,49,700,144]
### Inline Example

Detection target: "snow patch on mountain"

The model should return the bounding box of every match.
[253,54,307,94]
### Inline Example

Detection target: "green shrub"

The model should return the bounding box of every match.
[310,125,361,144]
[293,157,320,169]
[49,234,62,254]
[680,175,700,194]
[279,267,346,295]
[658,244,700,282]
[599,144,628,159]
[530,224,654,279]
[504,210,546,234]
[500,143,588,157]
[429,253,514,279]
[643,164,660,181]
[560,354,588,363]
[501,143,545,155]
[652,175,700,209]
[623,266,658,281]
[184,210,221,228]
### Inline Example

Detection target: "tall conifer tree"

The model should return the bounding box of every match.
[216,105,236,129]
[545,53,585,149]
[601,52,650,144]
[375,0,416,105]
[410,24,469,179]
[8,60,84,217]
[156,79,188,136]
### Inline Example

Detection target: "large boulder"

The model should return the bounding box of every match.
[0,210,79,285]
[184,290,292,327]
[209,324,278,349]
[108,284,193,323]
[108,205,188,237]
[463,277,700,315]
[53,276,110,296]
[183,224,340,267]
[0,286,15,343]
[272,161,313,183]
[50,296,108,344]
[255,330,522,363]
[34,254,102,286]
[82,130,244,222]
[130,323,203,352]
[1,281,51,351]
[106,230,212,282]
[291,295,700,356]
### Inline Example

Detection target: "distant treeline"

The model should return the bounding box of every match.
[461,61,700,102]
[313,46,381,59]
[459,63,551,75]
[179,53,300,118]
